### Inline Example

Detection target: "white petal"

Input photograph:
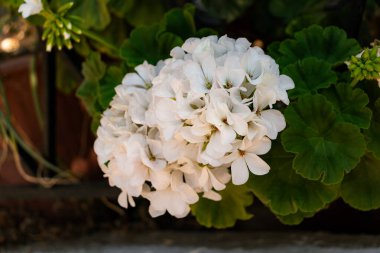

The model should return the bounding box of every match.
[150,169,171,190]
[231,114,248,136]
[199,167,209,187]
[201,55,216,83]
[117,191,129,208]
[228,69,246,87]
[182,37,201,53]
[203,190,222,201]
[135,61,156,83]
[183,62,209,93]
[231,157,249,185]
[208,169,226,191]
[180,127,206,143]
[219,125,236,144]
[246,137,271,155]
[261,109,286,139]
[245,153,270,175]
[279,74,295,90]
[122,73,145,87]
[170,46,185,59]
[155,98,177,122]
[235,38,251,52]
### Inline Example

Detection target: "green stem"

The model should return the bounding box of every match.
[29,55,45,130]
[0,82,69,176]
[350,77,360,88]
[81,29,118,55]
[0,111,65,175]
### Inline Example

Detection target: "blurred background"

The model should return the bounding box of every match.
[0,0,380,247]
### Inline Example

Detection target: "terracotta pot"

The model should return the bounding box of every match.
[0,53,101,185]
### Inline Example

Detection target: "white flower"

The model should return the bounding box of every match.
[183,54,216,93]
[185,164,230,201]
[206,89,251,144]
[224,137,271,185]
[18,0,43,18]
[216,54,246,88]
[122,61,157,90]
[94,34,294,219]
[143,171,199,218]
[247,109,286,140]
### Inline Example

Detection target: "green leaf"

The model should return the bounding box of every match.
[159,4,196,40]
[366,99,380,159]
[195,28,218,37]
[285,13,326,35]
[81,52,106,81]
[269,0,325,21]
[283,58,337,98]
[55,52,81,94]
[98,66,123,109]
[277,25,361,67]
[108,0,134,18]
[276,211,316,225]
[267,41,282,60]
[76,52,106,117]
[90,16,129,56]
[124,0,165,27]
[120,25,182,67]
[70,0,111,30]
[201,0,255,23]
[191,184,253,228]
[322,83,372,129]
[282,94,366,184]
[248,142,339,217]
[341,153,380,211]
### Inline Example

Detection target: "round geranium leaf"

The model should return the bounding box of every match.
[277,25,361,67]
[283,58,337,98]
[282,94,366,184]
[365,99,380,159]
[341,153,380,211]
[248,142,339,216]
[276,211,316,225]
[120,25,182,67]
[322,83,372,129]
[191,184,253,229]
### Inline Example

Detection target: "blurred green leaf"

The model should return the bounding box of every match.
[76,52,106,129]
[70,0,111,30]
[191,184,253,228]
[81,52,106,81]
[98,66,123,109]
[322,83,372,129]
[56,52,81,94]
[267,41,282,60]
[366,99,380,159]
[195,27,218,37]
[248,142,339,217]
[341,153,380,211]
[276,211,316,225]
[285,13,326,35]
[108,0,134,18]
[159,4,196,40]
[124,0,165,27]
[200,0,254,23]
[276,25,361,67]
[282,94,366,184]
[269,0,326,21]
[90,16,128,57]
[283,58,337,98]
[120,25,182,67]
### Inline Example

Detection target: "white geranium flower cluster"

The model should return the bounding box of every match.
[94,35,294,218]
